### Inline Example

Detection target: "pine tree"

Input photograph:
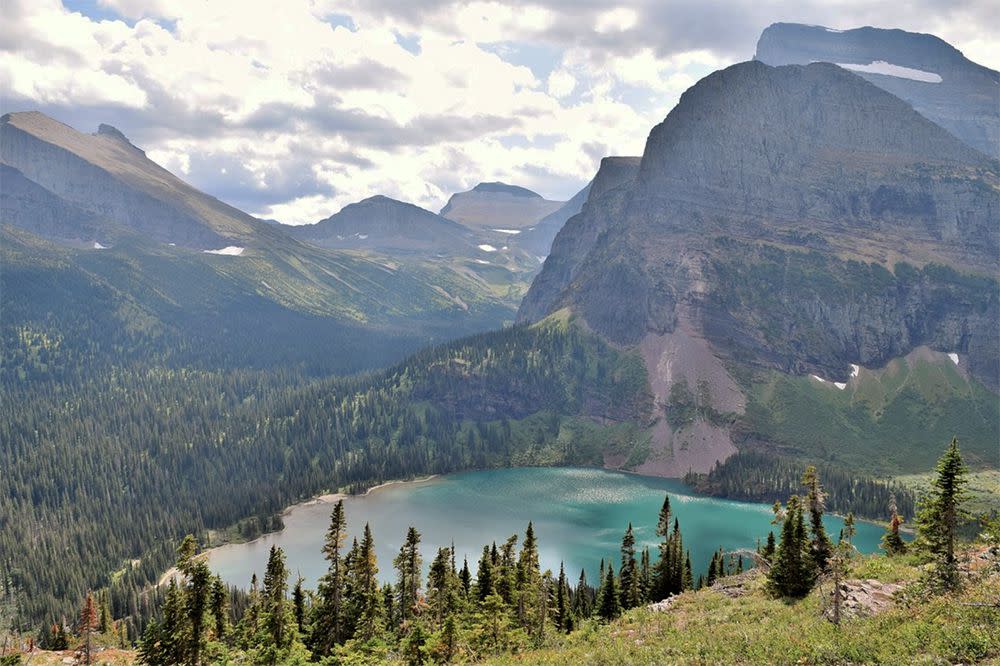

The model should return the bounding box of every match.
[393,526,422,627]
[209,577,227,640]
[428,547,457,627]
[597,564,621,621]
[292,577,306,635]
[762,531,776,562]
[652,495,673,600]
[572,568,592,619]
[78,592,99,666]
[554,563,572,633]
[311,500,347,655]
[353,524,385,641]
[515,522,544,636]
[916,438,969,591]
[682,551,693,591]
[706,552,718,586]
[639,547,652,601]
[476,545,496,601]
[767,495,817,598]
[177,535,211,665]
[618,523,641,609]
[802,466,833,572]
[261,545,295,657]
[460,557,472,596]
[880,495,908,556]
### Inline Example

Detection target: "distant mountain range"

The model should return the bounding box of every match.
[440,181,566,230]
[0,113,556,374]
[755,23,1000,159]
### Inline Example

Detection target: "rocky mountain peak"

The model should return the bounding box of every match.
[754,23,1000,158]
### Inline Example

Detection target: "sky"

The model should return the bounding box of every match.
[1,0,997,224]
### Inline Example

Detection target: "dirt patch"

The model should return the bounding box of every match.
[825,579,905,620]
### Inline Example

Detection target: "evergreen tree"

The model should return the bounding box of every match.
[802,466,833,572]
[767,495,817,598]
[353,524,385,641]
[311,500,347,655]
[572,569,592,619]
[515,523,544,636]
[78,592,99,666]
[393,526,422,627]
[554,563,572,633]
[476,545,495,601]
[916,438,969,591]
[209,577,227,640]
[652,495,672,600]
[880,496,908,556]
[460,557,472,596]
[682,551,693,591]
[177,535,211,666]
[639,547,652,602]
[292,577,306,635]
[618,523,641,609]
[597,565,621,621]
[261,545,295,656]
[706,552,718,586]
[762,531,776,562]
[428,547,457,627]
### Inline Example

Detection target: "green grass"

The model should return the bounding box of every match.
[484,554,1000,665]
[897,469,1000,517]
[743,355,999,475]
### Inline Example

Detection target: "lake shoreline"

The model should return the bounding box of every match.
[157,474,439,586]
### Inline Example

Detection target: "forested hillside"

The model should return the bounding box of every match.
[1,321,651,630]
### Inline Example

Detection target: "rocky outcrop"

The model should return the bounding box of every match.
[292,195,475,254]
[0,164,107,243]
[755,23,1000,159]
[516,156,640,322]
[825,579,905,620]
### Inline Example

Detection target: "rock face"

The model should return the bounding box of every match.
[755,23,1000,159]
[518,61,999,471]
[0,164,106,243]
[291,195,476,254]
[440,181,565,230]
[515,182,591,257]
[0,111,263,247]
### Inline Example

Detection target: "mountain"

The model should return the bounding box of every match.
[520,61,999,475]
[755,23,1000,159]
[289,195,476,254]
[440,181,565,230]
[514,181,592,257]
[0,112,527,375]
[1,111,263,247]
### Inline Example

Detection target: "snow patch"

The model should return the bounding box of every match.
[204,246,245,256]
[948,353,959,365]
[850,364,860,378]
[168,242,176,246]
[492,228,521,235]
[501,245,508,250]
[836,61,942,83]
[478,244,498,252]
[92,241,108,249]
[473,259,491,265]
[358,234,368,240]
[811,374,847,390]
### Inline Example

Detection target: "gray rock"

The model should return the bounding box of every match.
[755,22,1000,159]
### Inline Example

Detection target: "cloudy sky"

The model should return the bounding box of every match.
[2,0,997,224]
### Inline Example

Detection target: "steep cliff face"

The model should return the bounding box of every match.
[440,181,565,230]
[517,156,640,322]
[755,23,1000,159]
[518,61,999,473]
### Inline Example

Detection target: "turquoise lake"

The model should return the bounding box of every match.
[205,467,887,588]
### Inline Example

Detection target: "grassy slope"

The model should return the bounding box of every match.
[486,554,1000,666]
[742,353,999,476]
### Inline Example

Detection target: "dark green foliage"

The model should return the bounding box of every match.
[767,496,817,598]
[802,466,833,572]
[597,565,621,622]
[686,451,916,520]
[2,322,650,629]
[618,523,641,610]
[915,438,970,590]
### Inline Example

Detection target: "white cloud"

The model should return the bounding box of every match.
[595,8,638,33]
[2,0,996,227]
